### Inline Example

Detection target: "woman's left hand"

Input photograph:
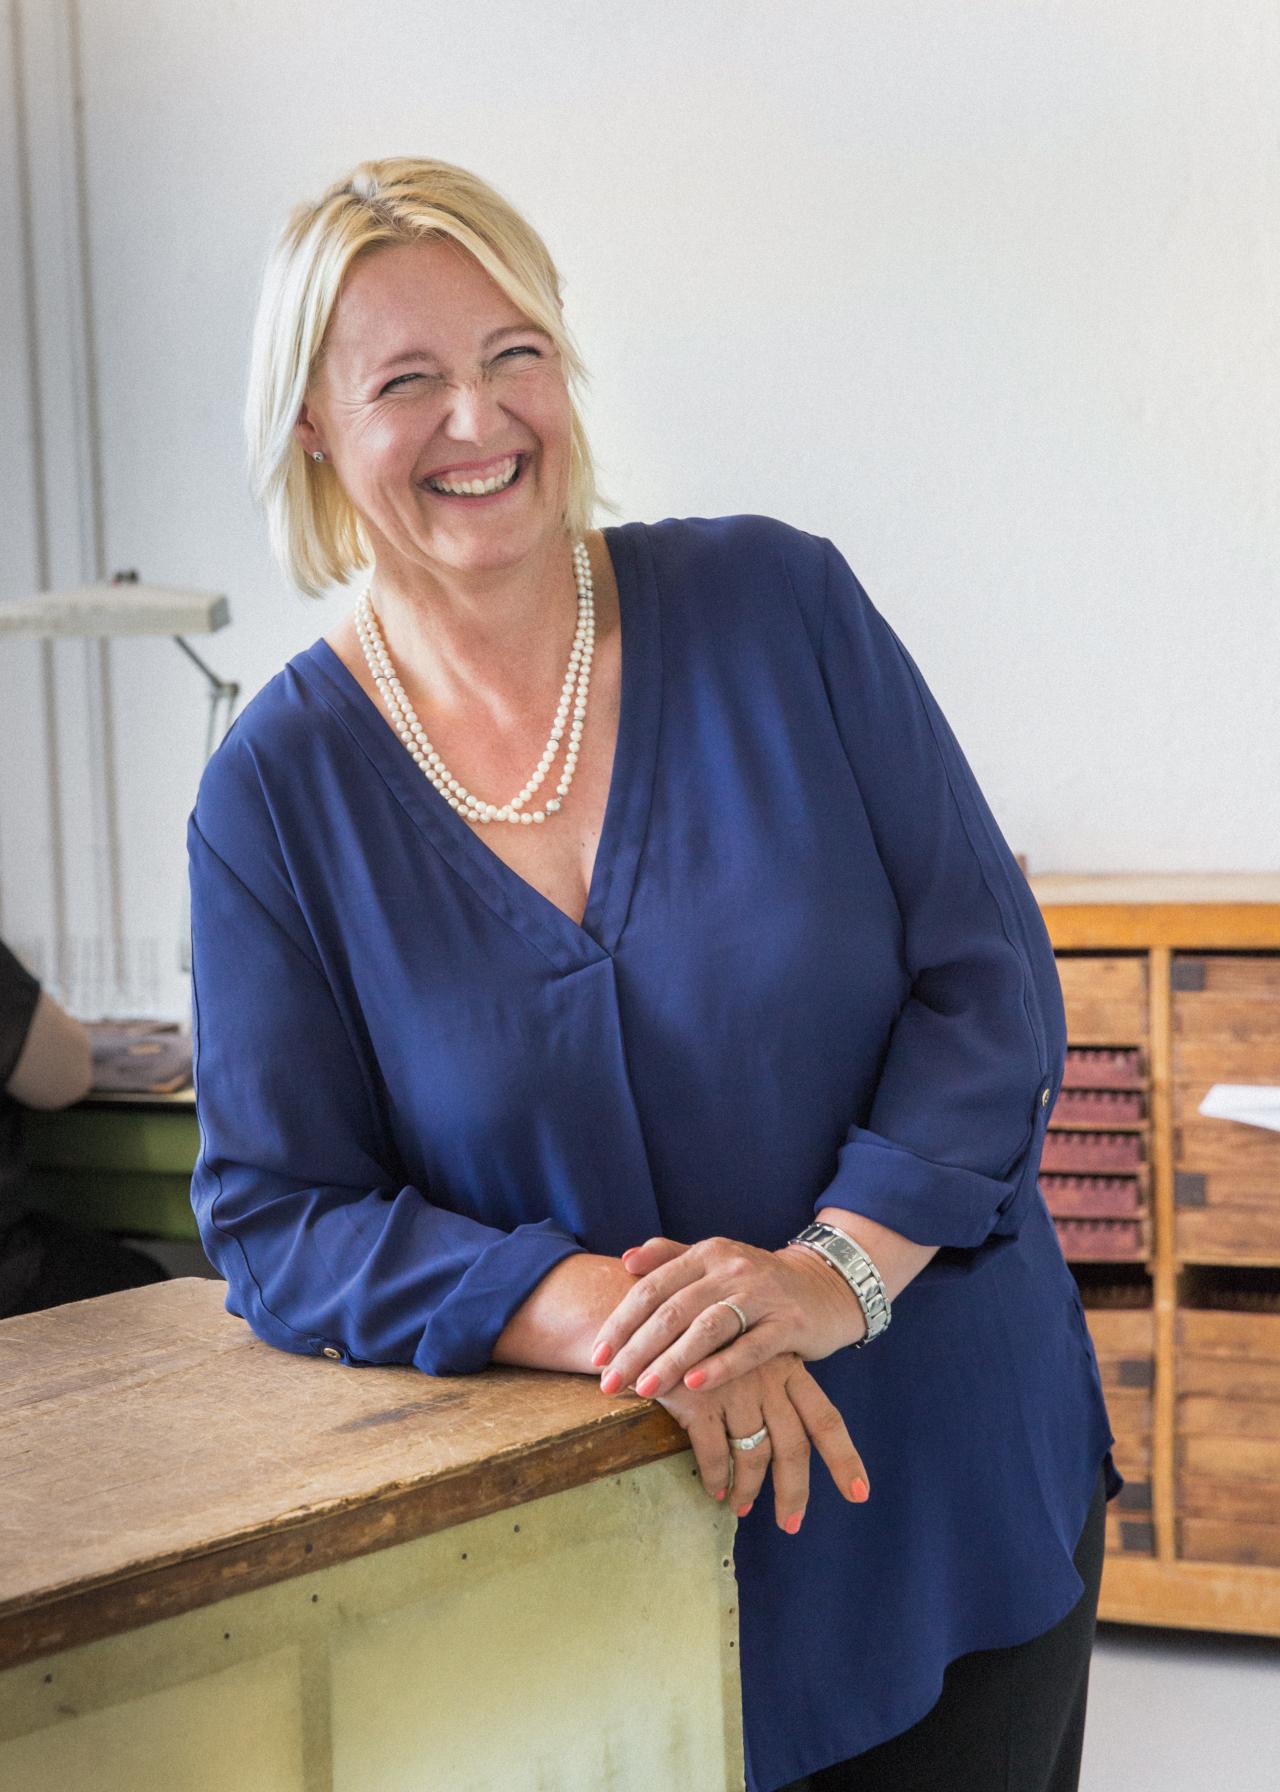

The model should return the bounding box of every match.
[591,1234,869,1400]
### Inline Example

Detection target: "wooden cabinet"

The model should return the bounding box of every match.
[1030,873,1280,1637]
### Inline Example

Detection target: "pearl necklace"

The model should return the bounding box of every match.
[354,539,595,825]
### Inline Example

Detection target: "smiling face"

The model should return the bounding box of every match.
[295,237,574,585]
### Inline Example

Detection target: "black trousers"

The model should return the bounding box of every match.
[779,1460,1109,1792]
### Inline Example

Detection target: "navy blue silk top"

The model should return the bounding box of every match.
[188,514,1122,1792]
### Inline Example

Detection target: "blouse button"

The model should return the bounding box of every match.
[321,1346,343,1361]
[1041,1087,1051,1107]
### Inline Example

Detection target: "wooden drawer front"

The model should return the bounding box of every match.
[1081,1305,1155,1550]
[1061,1047,1145,1091]
[1171,953,1280,1082]
[1173,1110,1280,1187]
[1175,1205,1280,1265]
[1177,1519,1280,1567]
[1042,1131,1145,1174]
[1083,1307,1155,1362]
[1172,1110,1280,1263]
[1176,1308,1280,1564]
[1178,1307,1280,1358]
[1042,1176,1141,1218]
[1177,1478,1280,1526]
[1052,1089,1146,1128]
[1056,955,1149,1045]
[1053,1218,1147,1260]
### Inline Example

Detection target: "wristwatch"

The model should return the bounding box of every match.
[787,1221,892,1349]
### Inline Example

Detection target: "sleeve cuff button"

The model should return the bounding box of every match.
[321,1345,343,1361]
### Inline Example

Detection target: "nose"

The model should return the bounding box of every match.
[439,374,504,444]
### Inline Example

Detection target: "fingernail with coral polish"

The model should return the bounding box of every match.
[737,1504,753,1518]
[851,1478,870,1502]
[784,1513,803,1535]
[591,1342,612,1367]
[635,1372,659,1397]
[716,1488,726,1501]
[599,1369,622,1394]
[685,1368,707,1390]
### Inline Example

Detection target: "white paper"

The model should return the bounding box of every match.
[1198,1084,1280,1135]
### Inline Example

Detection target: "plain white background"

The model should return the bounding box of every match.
[2,0,1277,1020]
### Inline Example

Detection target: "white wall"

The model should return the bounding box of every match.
[3,0,1277,1019]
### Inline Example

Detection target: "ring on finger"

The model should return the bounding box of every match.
[710,1298,749,1338]
[729,1423,769,1452]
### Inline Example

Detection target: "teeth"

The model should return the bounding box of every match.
[426,454,520,496]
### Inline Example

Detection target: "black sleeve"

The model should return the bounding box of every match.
[0,941,42,1088]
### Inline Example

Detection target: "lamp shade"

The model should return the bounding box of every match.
[0,584,229,639]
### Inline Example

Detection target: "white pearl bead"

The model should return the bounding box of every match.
[353,539,595,840]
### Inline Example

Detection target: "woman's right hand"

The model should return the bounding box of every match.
[651,1350,871,1533]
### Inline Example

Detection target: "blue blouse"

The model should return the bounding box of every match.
[188,514,1122,1792]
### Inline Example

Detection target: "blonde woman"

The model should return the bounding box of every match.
[189,157,1121,1792]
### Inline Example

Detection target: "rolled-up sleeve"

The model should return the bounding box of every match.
[188,773,584,1375]
[802,534,1067,1260]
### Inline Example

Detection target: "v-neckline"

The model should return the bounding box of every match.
[297,522,662,972]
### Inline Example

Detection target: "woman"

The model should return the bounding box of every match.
[189,156,1123,1791]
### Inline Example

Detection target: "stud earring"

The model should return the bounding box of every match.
[312,450,326,462]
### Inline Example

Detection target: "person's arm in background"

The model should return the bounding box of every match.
[5,989,93,1110]
[0,938,91,1112]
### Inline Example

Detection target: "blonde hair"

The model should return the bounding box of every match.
[244,157,614,598]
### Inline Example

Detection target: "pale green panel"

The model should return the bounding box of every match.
[0,1649,305,1792]
[330,1456,742,1792]
[0,1457,743,1792]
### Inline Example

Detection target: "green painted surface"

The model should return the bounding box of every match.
[19,1107,201,1242]
[0,1456,745,1791]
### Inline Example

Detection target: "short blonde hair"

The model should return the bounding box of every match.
[244,157,613,598]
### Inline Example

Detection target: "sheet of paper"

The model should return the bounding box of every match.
[1198,1084,1280,1135]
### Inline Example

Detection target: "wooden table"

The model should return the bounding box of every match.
[0,1280,744,1791]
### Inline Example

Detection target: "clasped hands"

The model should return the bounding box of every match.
[590,1234,872,1534]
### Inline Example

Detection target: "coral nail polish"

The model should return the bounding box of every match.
[737,1504,753,1518]
[851,1478,870,1502]
[635,1372,659,1397]
[784,1513,803,1535]
[685,1368,707,1390]
[599,1369,622,1394]
[591,1342,612,1367]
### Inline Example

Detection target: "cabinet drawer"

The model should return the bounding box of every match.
[1172,1110,1280,1264]
[1177,1519,1280,1567]
[1177,1308,1280,1358]
[1043,1131,1146,1174]
[1177,1475,1280,1526]
[1171,953,1280,1082]
[1042,1175,1141,1218]
[1082,1306,1155,1364]
[1053,1217,1147,1260]
[1056,955,1149,1044]
[1051,1089,1146,1128]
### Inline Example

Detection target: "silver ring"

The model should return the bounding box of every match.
[711,1298,749,1338]
[729,1424,769,1452]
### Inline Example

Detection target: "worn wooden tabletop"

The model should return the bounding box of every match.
[0,1278,685,1669]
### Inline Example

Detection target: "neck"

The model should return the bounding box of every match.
[366,532,583,720]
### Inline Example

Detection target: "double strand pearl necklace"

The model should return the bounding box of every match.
[353,538,595,825]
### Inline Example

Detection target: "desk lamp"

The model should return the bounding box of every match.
[0,572,237,1016]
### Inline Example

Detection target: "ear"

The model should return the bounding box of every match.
[294,402,325,460]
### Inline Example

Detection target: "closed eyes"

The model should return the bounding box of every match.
[379,346,543,396]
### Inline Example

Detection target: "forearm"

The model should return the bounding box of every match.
[490,1251,634,1374]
